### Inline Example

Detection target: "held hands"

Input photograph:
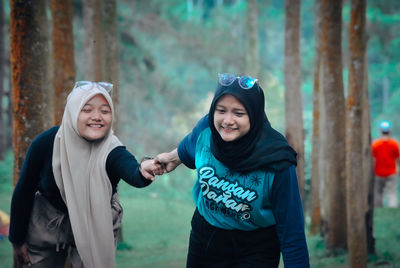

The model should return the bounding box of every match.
[139,148,182,181]
[139,158,163,181]
[13,243,32,267]
[154,148,182,173]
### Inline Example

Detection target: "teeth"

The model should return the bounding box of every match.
[89,124,103,128]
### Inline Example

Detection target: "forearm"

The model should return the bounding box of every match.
[168,148,182,166]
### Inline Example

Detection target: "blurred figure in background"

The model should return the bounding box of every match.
[0,209,10,240]
[372,121,400,208]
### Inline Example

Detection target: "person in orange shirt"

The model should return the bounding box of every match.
[372,121,400,207]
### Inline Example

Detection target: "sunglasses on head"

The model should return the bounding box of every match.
[73,81,113,95]
[218,73,258,90]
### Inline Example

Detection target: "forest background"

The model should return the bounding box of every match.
[1,0,400,267]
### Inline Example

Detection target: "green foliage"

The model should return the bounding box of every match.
[0,151,12,267]
[0,150,12,196]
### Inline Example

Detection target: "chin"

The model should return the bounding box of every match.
[82,134,106,142]
[220,135,238,142]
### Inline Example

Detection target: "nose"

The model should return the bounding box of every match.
[91,110,102,121]
[223,112,234,125]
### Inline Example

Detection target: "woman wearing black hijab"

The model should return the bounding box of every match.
[156,73,309,268]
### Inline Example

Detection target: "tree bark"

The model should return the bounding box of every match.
[0,0,4,160]
[362,41,375,255]
[51,0,75,125]
[10,0,51,186]
[346,0,367,266]
[103,0,120,133]
[310,0,322,236]
[245,0,259,77]
[284,0,305,208]
[6,80,12,150]
[83,0,104,81]
[321,0,347,252]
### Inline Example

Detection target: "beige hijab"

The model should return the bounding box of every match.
[53,84,122,268]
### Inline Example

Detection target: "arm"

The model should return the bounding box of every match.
[155,148,182,173]
[9,128,58,266]
[271,166,310,268]
[106,147,160,187]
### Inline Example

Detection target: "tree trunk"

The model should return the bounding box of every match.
[0,0,4,160]
[321,0,347,252]
[362,41,375,255]
[103,0,120,133]
[41,0,53,126]
[346,0,367,266]
[310,0,322,236]
[10,0,51,186]
[83,0,104,81]
[284,0,305,208]
[6,80,12,150]
[245,0,259,77]
[319,57,328,237]
[51,0,75,125]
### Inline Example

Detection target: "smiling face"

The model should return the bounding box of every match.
[213,94,250,142]
[77,94,112,141]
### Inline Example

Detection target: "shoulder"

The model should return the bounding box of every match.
[372,138,384,149]
[372,138,382,146]
[274,165,297,181]
[271,165,298,193]
[107,145,129,161]
[389,138,399,146]
[30,126,59,150]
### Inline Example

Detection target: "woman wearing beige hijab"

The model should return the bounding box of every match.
[9,81,161,268]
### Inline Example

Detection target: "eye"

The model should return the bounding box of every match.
[215,108,225,114]
[82,108,92,113]
[235,112,246,117]
[101,109,111,114]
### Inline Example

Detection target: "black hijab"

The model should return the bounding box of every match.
[208,79,297,173]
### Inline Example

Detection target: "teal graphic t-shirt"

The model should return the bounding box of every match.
[194,128,276,230]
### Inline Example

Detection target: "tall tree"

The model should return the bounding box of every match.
[10,0,51,185]
[103,0,120,133]
[310,0,322,235]
[362,44,375,255]
[5,82,12,150]
[284,0,305,205]
[83,0,104,80]
[0,0,4,160]
[346,0,367,266]
[51,0,75,125]
[246,0,259,77]
[321,0,347,251]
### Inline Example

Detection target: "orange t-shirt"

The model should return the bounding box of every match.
[372,137,400,177]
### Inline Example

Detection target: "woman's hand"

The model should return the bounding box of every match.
[155,148,182,173]
[13,243,31,268]
[139,159,163,181]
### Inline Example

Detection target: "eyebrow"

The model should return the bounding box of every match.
[216,104,246,112]
[82,103,111,108]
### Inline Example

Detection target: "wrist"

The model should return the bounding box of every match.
[170,149,181,163]
[140,156,154,164]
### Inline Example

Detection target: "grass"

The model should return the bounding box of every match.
[1,151,400,267]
